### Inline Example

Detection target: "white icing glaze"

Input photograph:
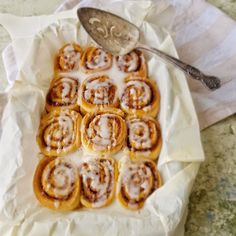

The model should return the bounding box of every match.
[86,114,120,150]
[43,112,76,152]
[142,105,151,112]
[128,120,151,149]
[42,160,76,199]
[59,115,73,146]
[122,80,152,109]
[83,77,117,105]
[116,51,139,72]
[58,51,127,100]
[121,161,153,201]
[61,44,81,70]
[61,82,70,98]
[86,49,110,70]
[63,45,75,53]
[79,159,114,207]
[49,77,78,105]
[99,116,110,139]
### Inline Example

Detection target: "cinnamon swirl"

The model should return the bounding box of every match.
[80,47,112,73]
[116,49,147,77]
[33,156,80,211]
[46,76,79,112]
[79,157,117,208]
[117,158,161,210]
[127,116,162,160]
[78,75,119,114]
[81,110,126,155]
[55,43,83,72]
[37,110,82,156]
[120,76,160,118]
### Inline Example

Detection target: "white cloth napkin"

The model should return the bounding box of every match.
[1,0,236,130]
[0,3,205,235]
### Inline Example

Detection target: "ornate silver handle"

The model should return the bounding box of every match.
[137,45,221,91]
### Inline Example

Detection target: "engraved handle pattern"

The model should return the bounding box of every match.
[185,65,221,90]
[138,46,221,91]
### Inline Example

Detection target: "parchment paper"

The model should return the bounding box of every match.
[0,1,204,235]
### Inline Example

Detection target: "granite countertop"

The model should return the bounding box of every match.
[0,0,235,235]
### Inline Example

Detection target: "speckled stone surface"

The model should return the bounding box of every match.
[185,114,236,236]
[185,1,236,235]
[0,1,236,235]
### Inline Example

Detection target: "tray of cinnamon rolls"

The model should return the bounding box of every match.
[33,43,162,211]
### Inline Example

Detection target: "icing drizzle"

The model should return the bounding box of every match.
[41,159,76,202]
[83,76,118,105]
[119,159,160,209]
[127,117,159,152]
[47,77,79,106]
[121,79,152,110]
[86,113,122,151]
[59,44,82,71]
[79,158,115,207]
[41,111,78,154]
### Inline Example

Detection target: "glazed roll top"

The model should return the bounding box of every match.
[56,43,83,71]
[46,76,79,111]
[127,116,162,160]
[79,158,117,208]
[37,110,81,156]
[81,110,127,155]
[79,75,119,113]
[33,156,80,211]
[117,158,161,210]
[80,47,113,73]
[116,49,147,77]
[120,77,160,118]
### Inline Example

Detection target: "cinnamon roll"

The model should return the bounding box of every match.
[127,116,162,160]
[79,157,117,208]
[120,76,160,118]
[78,75,119,114]
[80,47,112,73]
[117,158,161,210]
[46,76,79,112]
[116,49,147,77]
[33,156,80,211]
[81,110,126,155]
[55,43,83,72]
[37,110,82,156]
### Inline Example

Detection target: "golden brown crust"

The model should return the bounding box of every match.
[117,158,161,210]
[37,110,82,156]
[126,115,162,160]
[33,156,81,211]
[79,157,117,208]
[78,75,119,114]
[55,43,83,72]
[81,109,127,155]
[80,47,112,73]
[120,76,160,118]
[46,76,79,112]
